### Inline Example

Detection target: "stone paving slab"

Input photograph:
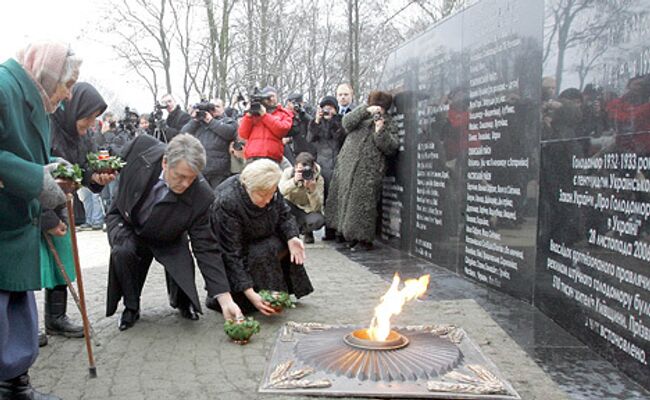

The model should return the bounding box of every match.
[31,232,567,399]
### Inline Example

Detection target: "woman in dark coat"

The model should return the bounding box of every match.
[209,159,312,315]
[40,82,110,340]
[325,91,399,251]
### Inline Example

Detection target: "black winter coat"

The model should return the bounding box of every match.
[210,176,313,298]
[307,115,344,183]
[105,135,229,316]
[43,83,108,231]
[165,106,191,141]
[182,116,237,177]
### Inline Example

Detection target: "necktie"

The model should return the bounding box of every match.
[137,179,168,225]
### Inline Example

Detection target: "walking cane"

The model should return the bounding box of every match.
[42,233,100,346]
[64,192,98,378]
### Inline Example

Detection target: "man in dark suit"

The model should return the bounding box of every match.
[336,83,356,115]
[105,133,241,331]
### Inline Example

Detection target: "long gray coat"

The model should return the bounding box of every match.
[325,104,399,242]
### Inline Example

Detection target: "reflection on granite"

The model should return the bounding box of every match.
[332,242,650,399]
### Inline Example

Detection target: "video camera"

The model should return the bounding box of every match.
[248,87,272,116]
[118,107,140,135]
[148,103,167,142]
[193,100,216,120]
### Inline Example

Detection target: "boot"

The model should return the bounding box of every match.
[303,231,315,244]
[38,329,48,347]
[44,285,84,338]
[0,373,61,400]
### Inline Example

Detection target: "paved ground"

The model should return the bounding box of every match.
[28,231,644,399]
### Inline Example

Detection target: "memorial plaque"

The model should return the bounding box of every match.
[536,0,650,387]
[459,0,543,300]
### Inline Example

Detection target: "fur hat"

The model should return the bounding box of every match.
[367,90,393,111]
[319,95,338,109]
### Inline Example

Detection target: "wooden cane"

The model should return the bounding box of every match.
[65,193,97,378]
[42,233,100,346]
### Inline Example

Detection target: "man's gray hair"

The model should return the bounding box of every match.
[164,133,206,173]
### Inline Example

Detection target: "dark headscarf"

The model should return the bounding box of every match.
[51,82,107,166]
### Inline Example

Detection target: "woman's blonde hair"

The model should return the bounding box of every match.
[240,159,282,193]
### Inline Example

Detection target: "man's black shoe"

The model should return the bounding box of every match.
[322,228,336,241]
[179,304,199,320]
[205,296,219,312]
[118,308,140,331]
[350,240,374,252]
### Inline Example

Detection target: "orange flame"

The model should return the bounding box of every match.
[367,273,430,341]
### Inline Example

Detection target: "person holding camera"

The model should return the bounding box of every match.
[325,91,399,251]
[182,99,238,189]
[238,86,293,163]
[308,95,344,240]
[160,93,191,142]
[279,152,325,244]
[284,93,315,163]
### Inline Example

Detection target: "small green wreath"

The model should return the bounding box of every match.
[224,317,261,343]
[259,290,295,311]
[87,152,126,173]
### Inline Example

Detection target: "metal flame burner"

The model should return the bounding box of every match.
[260,322,521,399]
[343,329,409,350]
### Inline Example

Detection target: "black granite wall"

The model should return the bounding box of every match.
[379,0,650,389]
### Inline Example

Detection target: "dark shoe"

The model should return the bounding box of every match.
[335,234,347,243]
[119,308,140,331]
[179,304,199,321]
[351,241,374,252]
[76,224,92,232]
[346,240,358,249]
[44,286,84,338]
[38,330,48,347]
[303,232,315,244]
[322,228,336,241]
[0,373,61,400]
[91,224,103,231]
[205,296,219,312]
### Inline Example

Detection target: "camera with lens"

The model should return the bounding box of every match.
[292,101,304,115]
[372,112,383,121]
[233,139,245,151]
[247,88,271,116]
[193,101,216,120]
[299,165,314,181]
[119,106,140,135]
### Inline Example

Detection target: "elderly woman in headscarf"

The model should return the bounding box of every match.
[39,82,110,343]
[0,41,81,400]
[209,159,313,315]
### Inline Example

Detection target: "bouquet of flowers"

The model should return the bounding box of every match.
[87,150,126,174]
[51,163,83,194]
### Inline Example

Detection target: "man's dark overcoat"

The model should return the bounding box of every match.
[105,134,229,316]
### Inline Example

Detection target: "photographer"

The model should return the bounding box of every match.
[284,93,315,163]
[160,93,191,141]
[181,99,238,189]
[279,152,325,244]
[238,86,293,163]
[308,95,344,240]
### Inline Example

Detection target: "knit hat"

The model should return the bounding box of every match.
[319,95,338,109]
[287,93,303,103]
[367,90,393,111]
[260,86,277,97]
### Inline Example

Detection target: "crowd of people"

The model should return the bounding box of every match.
[0,41,399,399]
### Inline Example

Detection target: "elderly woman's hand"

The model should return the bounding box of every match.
[244,288,277,316]
[288,237,306,265]
[215,293,244,321]
[92,172,117,186]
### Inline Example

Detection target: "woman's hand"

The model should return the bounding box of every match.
[374,118,384,133]
[47,221,67,237]
[366,105,382,115]
[92,172,117,186]
[215,292,243,321]
[244,288,277,315]
[288,237,305,265]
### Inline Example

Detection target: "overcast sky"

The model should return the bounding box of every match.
[0,0,153,112]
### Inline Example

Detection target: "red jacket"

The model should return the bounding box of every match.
[238,105,293,162]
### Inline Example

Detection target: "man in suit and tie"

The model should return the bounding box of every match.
[105,133,242,331]
[336,83,356,115]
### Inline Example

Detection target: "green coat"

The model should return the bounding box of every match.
[0,58,50,291]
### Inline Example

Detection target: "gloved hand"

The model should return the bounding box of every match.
[51,157,72,168]
[39,164,66,209]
